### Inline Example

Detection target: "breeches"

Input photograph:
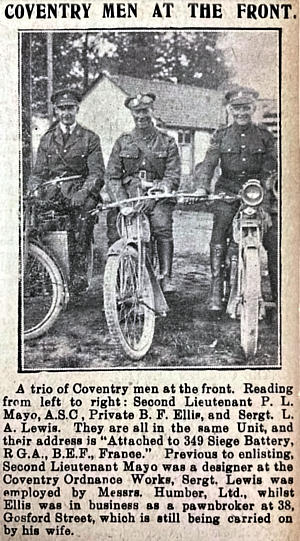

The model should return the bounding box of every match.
[148,200,174,240]
[210,201,239,245]
[68,211,95,256]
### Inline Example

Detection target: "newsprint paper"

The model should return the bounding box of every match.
[0,0,299,540]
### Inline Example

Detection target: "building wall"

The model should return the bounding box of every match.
[78,77,135,165]
[194,130,211,167]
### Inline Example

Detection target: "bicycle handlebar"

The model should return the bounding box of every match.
[26,175,83,198]
[92,191,238,214]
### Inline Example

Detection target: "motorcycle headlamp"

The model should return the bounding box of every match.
[241,180,264,207]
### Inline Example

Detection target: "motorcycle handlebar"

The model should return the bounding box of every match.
[92,191,238,214]
[26,175,83,198]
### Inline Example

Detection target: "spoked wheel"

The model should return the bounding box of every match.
[104,246,155,360]
[23,242,67,340]
[240,247,260,358]
[86,240,94,289]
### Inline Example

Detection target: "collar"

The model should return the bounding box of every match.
[59,122,77,134]
[232,121,253,134]
[133,124,156,140]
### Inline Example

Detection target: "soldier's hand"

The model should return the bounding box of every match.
[158,182,171,194]
[182,188,208,205]
[135,199,156,213]
[193,187,208,197]
[27,178,40,196]
[261,208,273,230]
[84,196,98,212]
[71,188,88,207]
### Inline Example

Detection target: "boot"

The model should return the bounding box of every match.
[208,244,226,312]
[70,251,88,294]
[157,239,175,293]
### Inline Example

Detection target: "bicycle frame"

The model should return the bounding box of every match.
[107,204,169,316]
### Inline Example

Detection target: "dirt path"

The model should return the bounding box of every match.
[23,211,279,371]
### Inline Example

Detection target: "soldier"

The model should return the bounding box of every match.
[106,93,181,293]
[28,88,105,291]
[195,86,278,312]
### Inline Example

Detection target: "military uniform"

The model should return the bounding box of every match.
[29,89,105,290]
[197,121,277,244]
[106,123,181,293]
[106,92,181,293]
[30,122,104,203]
[196,86,278,310]
[106,125,181,238]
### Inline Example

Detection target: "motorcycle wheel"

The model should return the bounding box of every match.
[23,242,67,340]
[104,246,155,360]
[240,247,260,358]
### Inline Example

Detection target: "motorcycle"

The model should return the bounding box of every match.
[22,176,94,340]
[222,178,276,358]
[179,178,277,359]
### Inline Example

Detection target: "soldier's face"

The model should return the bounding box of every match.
[55,104,79,126]
[229,103,256,126]
[131,107,153,130]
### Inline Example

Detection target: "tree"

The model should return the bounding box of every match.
[25,31,230,118]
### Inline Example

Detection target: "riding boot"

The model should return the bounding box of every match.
[157,239,175,293]
[208,244,226,311]
[71,251,88,294]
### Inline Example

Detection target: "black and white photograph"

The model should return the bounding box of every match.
[20,29,280,371]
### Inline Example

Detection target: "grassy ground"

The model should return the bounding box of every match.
[23,210,279,371]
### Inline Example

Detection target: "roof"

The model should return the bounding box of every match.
[85,73,225,130]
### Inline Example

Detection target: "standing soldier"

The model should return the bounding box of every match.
[195,87,278,312]
[106,93,181,293]
[28,88,105,291]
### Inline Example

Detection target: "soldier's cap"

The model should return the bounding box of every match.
[124,93,156,110]
[225,87,259,106]
[51,89,82,106]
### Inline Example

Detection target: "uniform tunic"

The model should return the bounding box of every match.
[30,123,105,259]
[30,123,105,200]
[106,126,181,240]
[198,122,277,195]
[196,122,277,245]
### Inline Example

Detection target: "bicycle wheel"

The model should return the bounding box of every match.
[23,242,66,340]
[104,246,155,360]
[240,247,260,358]
[86,240,94,289]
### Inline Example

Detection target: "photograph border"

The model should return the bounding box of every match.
[18,26,282,373]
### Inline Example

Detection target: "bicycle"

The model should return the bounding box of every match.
[22,176,94,340]
[95,187,170,360]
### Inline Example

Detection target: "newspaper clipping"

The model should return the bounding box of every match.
[0,0,299,540]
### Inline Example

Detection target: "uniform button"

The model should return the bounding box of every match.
[241,145,246,149]
[241,133,245,137]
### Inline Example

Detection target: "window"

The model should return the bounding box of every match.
[178,130,191,144]
[177,130,194,176]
